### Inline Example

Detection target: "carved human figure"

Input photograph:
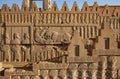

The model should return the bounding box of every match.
[22,33,30,44]
[57,48,64,57]
[36,47,43,61]
[52,46,64,58]
[21,46,30,62]
[0,44,10,62]
[45,46,55,59]
[37,51,42,61]
[11,33,21,62]
[11,45,21,62]
[43,47,49,60]
[50,47,55,59]
[0,34,11,62]
[11,33,21,44]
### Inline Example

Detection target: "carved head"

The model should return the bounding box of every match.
[13,33,20,39]
[24,33,29,39]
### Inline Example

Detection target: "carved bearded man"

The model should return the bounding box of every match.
[11,33,21,62]
[0,33,11,62]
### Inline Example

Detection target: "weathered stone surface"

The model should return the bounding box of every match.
[0,0,120,79]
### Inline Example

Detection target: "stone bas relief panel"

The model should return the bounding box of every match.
[0,26,101,63]
[0,26,31,62]
[33,45,68,63]
[1,26,31,45]
[0,26,120,79]
[0,26,74,63]
[0,0,120,79]
[34,27,72,44]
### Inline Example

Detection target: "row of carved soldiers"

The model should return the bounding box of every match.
[0,45,30,62]
[33,46,66,62]
[0,44,66,62]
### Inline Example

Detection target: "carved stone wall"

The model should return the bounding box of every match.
[0,1,120,79]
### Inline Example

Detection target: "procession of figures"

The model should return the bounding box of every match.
[0,26,73,62]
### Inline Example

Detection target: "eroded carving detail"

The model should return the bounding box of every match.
[0,1,120,79]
